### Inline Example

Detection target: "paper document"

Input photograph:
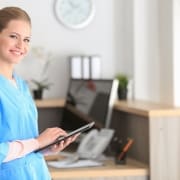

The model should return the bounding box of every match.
[48,159,103,169]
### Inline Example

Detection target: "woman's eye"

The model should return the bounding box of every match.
[24,38,30,43]
[9,34,17,39]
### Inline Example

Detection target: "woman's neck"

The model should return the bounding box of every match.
[0,62,14,80]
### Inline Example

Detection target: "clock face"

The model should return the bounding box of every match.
[54,0,95,29]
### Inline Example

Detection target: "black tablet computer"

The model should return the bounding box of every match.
[35,121,95,152]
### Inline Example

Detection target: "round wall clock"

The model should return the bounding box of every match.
[54,0,95,29]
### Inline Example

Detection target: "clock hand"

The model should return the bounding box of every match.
[69,0,79,9]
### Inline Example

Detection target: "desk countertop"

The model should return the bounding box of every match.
[46,155,148,179]
[35,98,180,117]
[35,98,65,108]
[114,100,180,117]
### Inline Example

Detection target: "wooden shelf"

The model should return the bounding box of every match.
[35,98,65,108]
[35,98,180,117]
[114,99,180,117]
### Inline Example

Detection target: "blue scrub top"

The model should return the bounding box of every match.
[0,74,51,180]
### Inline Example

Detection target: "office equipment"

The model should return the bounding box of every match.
[61,79,118,130]
[77,128,114,159]
[115,138,134,164]
[117,138,134,161]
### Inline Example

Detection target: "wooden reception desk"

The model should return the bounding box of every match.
[36,99,180,180]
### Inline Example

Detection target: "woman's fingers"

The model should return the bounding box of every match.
[36,127,67,148]
[50,133,80,153]
[37,128,81,153]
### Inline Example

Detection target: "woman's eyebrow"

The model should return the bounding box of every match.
[10,32,31,39]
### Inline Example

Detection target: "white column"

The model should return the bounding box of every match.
[173,0,180,106]
[158,0,174,105]
[133,0,160,102]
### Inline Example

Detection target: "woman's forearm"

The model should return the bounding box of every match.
[3,139,39,162]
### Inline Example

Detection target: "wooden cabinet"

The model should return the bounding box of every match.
[35,99,65,133]
[112,100,180,180]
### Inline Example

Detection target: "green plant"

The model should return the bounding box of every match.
[31,79,52,91]
[115,73,129,99]
[116,74,128,90]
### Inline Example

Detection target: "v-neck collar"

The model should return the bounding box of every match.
[0,72,20,92]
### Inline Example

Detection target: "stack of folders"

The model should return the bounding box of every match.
[70,55,101,79]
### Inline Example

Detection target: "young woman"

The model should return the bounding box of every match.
[0,6,77,179]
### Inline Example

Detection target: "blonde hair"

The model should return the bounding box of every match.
[0,6,31,32]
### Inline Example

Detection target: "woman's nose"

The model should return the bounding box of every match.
[16,39,23,49]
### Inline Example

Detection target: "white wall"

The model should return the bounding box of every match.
[114,0,134,77]
[0,0,117,98]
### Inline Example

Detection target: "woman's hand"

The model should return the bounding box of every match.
[36,127,67,149]
[49,133,80,153]
[36,127,80,153]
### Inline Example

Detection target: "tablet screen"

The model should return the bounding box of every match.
[35,121,95,152]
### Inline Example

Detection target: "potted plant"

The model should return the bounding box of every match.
[31,79,52,99]
[30,46,53,99]
[115,74,129,100]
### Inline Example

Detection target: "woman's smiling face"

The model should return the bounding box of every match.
[0,19,31,65]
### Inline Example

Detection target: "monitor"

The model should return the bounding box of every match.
[60,79,118,130]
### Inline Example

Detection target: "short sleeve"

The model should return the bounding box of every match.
[0,97,9,164]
